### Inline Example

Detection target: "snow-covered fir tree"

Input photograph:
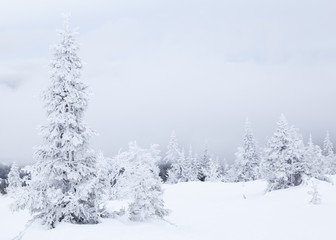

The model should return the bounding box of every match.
[197,147,211,181]
[177,148,189,182]
[7,162,21,195]
[166,167,179,184]
[120,142,169,221]
[163,131,180,165]
[17,18,104,228]
[186,145,199,181]
[180,148,193,182]
[167,147,194,183]
[220,162,231,182]
[232,119,261,182]
[204,157,222,182]
[304,134,324,179]
[323,131,336,174]
[261,115,305,191]
[323,131,334,157]
[160,131,181,182]
[167,149,183,183]
[226,163,238,182]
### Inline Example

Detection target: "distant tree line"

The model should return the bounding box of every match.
[160,116,336,190]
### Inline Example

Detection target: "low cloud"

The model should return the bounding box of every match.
[0,0,336,164]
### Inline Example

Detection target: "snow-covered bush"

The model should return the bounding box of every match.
[116,142,169,221]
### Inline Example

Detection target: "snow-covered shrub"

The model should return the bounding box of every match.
[116,142,169,221]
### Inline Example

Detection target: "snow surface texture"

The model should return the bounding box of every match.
[1,177,336,240]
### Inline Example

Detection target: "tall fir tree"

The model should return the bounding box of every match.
[233,119,261,182]
[261,115,305,191]
[19,18,103,228]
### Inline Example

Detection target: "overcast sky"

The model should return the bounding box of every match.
[1,0,336,164]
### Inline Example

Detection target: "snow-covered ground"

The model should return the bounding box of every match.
[1,177,336,240]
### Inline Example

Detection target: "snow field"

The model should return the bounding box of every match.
[1,177,335,240]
